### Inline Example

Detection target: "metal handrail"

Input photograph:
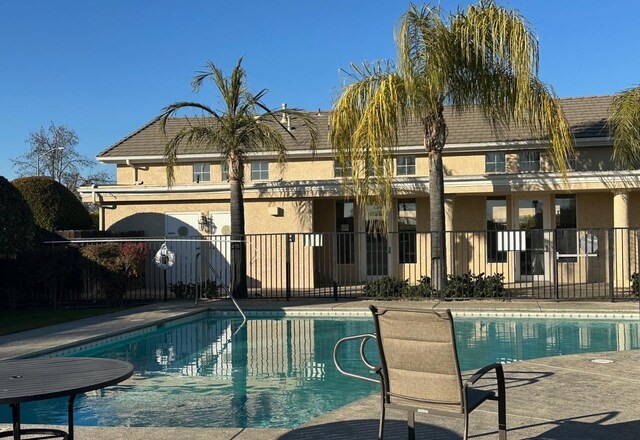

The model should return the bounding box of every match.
[196,251,247,330]
[333,333,380,384]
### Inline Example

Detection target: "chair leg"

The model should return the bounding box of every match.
[378,401,385,440]
[498,390,507,440]
[407,410,415,440]
[463,412,469,440]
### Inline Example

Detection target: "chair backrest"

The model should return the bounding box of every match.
[371,306,463,410]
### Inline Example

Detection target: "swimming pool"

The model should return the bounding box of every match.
[2,312,638,428]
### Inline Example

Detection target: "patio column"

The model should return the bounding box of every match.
[445,196,455,275]
[613,190,630,290]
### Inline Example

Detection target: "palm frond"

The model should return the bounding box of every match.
[609,85,640,169]
[330,62,406,222]
[160,57,317,187]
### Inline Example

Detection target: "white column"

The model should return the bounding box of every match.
[613,191,630,289]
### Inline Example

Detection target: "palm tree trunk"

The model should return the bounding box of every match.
[424,107,448,291]
[229,157,248,299]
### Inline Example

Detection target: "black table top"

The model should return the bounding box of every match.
[0,357,134,404]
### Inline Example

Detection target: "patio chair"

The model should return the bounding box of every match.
[333,305,506,440]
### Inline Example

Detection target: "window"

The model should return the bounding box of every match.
[487,197,508,263]
[336,201,354,264]
[251,161,269,180]
[398,199,417,264]
[519,151,541,172]
[192,163,210,183]
[221,162,229,181]
[396,156,416,176]
[485,152,506,173]
[556,195,577,262]
[334,160,352,177]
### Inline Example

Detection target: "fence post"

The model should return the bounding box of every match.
[553,230,559,301]
[333,280,338,302]
[608,229,615,302]
[285,234,294,301]
[163,270,168,302]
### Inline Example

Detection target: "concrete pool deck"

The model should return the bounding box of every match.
[0,299,639,439]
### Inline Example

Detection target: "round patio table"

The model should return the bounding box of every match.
[0,357,134,440]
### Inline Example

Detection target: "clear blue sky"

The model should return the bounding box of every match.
[1,0,638,180]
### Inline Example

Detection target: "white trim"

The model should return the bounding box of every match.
[79,169,640,199]
[96,137,612,164]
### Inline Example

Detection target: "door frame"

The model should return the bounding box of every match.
[359,204,391,280]
[511,195,552,282]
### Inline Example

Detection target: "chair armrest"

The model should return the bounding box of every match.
[465,362,505,387]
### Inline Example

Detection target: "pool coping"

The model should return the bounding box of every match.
[0,299,638,360]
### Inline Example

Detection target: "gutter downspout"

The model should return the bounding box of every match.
[125,159,147,184]
[90,184,116,231]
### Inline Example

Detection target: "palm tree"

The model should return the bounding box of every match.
[330,1,573,290]
[609,85,640,168]
[160,58,317,298]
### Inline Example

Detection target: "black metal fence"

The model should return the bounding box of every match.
[1,227,638,307]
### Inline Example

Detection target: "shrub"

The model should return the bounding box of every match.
[362,276,408,298]
[80,242,147,305]
[441,272,505,299]
[170,280,219,299]
[361,273,504,300]
[631,272,640,298]
[12,176,92,231]
[0,176,36,259]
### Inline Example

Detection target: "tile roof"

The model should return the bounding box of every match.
[98,95,613,159]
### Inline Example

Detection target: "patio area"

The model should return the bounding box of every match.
[0,299,638,439]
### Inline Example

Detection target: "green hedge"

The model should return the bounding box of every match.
[362,272,505,300]
[0,176,36,258]
[12,176,92,231]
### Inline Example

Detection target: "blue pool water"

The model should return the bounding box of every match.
[2,313,638,428]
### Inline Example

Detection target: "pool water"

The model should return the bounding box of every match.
[2,313,638,428]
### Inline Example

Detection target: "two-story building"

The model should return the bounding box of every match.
[80,95,640,297]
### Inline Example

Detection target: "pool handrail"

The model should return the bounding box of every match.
[195,251,248,330]
[333,333,380,384]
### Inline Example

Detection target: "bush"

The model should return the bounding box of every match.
[441,272,505,298]
[631,272,640,298]
[80,242,147,306]
[12,176,92,231]
[362,276,409,298]
[0,176,36,258]
[361,272,504,300]
[170,280,219,299]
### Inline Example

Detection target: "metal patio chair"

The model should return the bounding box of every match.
[334,305,507,440]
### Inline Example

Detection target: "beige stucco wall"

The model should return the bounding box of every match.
[105,199,313,235]
[443,154,485,176]
[113,143,621,188]
[577,192,613,228]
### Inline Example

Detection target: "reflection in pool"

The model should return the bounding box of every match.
[2,314,638,428]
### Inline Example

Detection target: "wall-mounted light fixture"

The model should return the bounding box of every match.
[199,213,210,232]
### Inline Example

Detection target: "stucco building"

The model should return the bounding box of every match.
[80,95,640,297]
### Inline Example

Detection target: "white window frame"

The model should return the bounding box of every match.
[519,151,541,172]
[251,161,269,180]
[334,160,353,178]
[485,152,506,173]
[396,156,416,176]
[221,162,229,181]
[192,163,211,183]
